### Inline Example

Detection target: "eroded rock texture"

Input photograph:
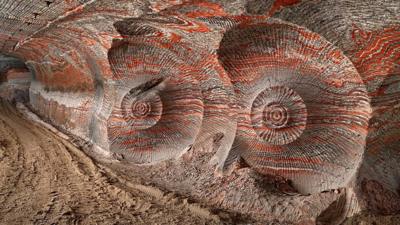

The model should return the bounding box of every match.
[218,19,370,194]
[0,0,399,224]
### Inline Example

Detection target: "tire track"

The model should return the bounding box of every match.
[0,99,223,225]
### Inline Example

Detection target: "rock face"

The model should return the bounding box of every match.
[0,0,399,223]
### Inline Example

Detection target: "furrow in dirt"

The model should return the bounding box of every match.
[0,100,223,225]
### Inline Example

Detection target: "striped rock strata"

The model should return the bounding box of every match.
[0,0,399,223]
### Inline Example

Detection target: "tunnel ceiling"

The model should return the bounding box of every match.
[0,0,92,53]
[0,0,399,223]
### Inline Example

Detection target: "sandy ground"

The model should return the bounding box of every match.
[0,99,399,225]
[0,100,223,225]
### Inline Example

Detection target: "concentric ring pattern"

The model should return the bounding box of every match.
[251,85,307,145]
[107,15,237,166]
[107,36,205,164]
[218,19,371,194]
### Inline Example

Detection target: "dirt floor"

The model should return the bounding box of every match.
[0,99,399,225]
[0,100,223,225]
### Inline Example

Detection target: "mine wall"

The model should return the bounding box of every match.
[0,0,399,224]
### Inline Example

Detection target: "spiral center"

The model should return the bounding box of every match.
[132,101,151,117]
[263,103,289,128]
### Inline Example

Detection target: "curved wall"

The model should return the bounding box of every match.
[0,0,399,222]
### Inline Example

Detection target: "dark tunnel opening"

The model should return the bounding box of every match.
[0,54,32,103]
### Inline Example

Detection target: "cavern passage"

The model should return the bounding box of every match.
[0,0,399,224]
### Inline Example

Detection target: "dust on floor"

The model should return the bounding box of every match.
[0,100,222,225]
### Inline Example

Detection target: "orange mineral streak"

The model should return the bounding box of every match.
[4,68,30,79]
[351,24,373,45]
[183,2,227,18]
[351,25,400,81]
[39,64,94,92]
[170,32,182,43]
[267,0,301,17]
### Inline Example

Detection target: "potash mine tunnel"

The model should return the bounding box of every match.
[0,0,399,224]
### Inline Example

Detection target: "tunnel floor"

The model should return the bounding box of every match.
[0,100,223,225]
[0,101,399,225]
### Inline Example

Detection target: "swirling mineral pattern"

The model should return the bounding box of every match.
[251,86,307,145]
[218,19,371,194]
[106,11,239,169]
[107,35,204,164]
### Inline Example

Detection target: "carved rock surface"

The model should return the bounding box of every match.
[218,19,371,194]
[0,0,399,223]
[108,15,237,169]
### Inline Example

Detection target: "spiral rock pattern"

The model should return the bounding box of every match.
[107,68,205,163]
[0,0,399,221]
[218,20,371,194]
[251,86,307,145]
[121,89,162,130]
[107,35,206,163]
[107,15,237,167]
[105,2,399,200]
